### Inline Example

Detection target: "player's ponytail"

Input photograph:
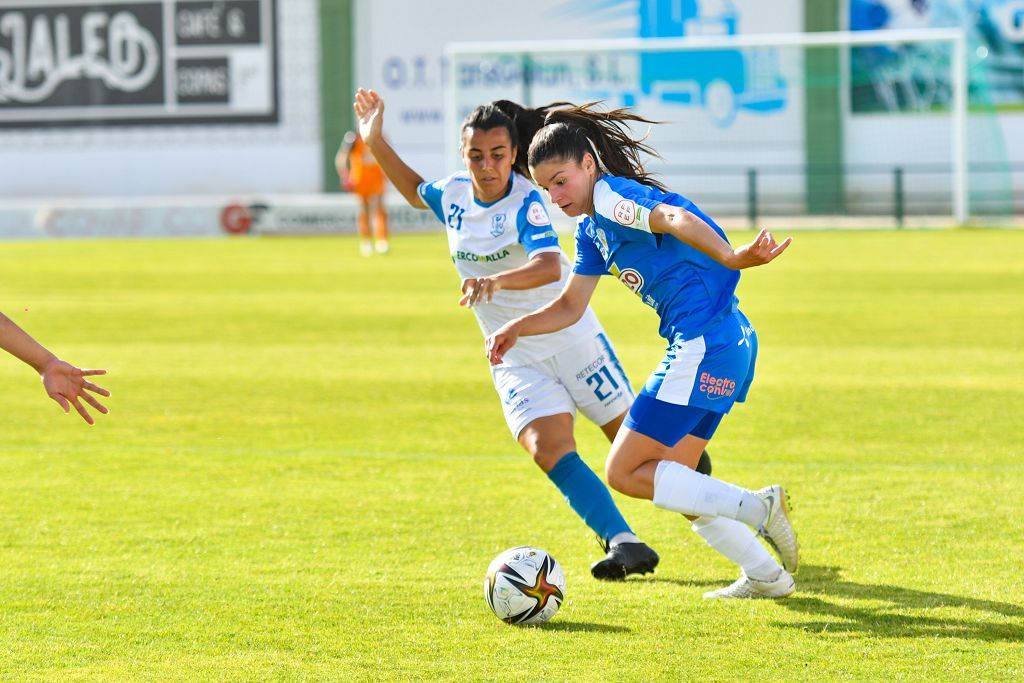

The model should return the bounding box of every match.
[489,100,568,177]
[461,100,575,178]
[527,102,667,192]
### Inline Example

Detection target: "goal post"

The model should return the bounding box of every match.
[445,28,976,228]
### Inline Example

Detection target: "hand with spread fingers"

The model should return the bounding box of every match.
[41,359,110,425]
[353,87,385,146]
[728,228,793,269]
[459,276,502,308]
[1,312,111,425]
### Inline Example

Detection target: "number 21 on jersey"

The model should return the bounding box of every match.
[447,204,465,230]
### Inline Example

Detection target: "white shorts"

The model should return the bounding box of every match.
[490,331,635,439]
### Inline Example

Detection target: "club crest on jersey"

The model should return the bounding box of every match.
[526,201,549,226]
[613,199,636,226]
[490,213,507,237]
[595,229,610,259]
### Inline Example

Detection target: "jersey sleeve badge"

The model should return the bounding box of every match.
[526,201,549,226]
[613,199,636,226]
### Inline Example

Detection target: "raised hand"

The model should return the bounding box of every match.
[729,228,792,269]
[353,88,385,145]
[40,359,109,425]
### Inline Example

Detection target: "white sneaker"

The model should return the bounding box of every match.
[703,569,795,599]
[359,241,373,257]
[374,240,390,254]
[754,485,799,573]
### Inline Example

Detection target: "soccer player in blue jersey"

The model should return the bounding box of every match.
[353,88,686,580]
[486,103,799,599]
[1,312,109,424]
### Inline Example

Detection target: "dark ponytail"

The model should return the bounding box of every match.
[527,102,667,192]
[460,100,569,178]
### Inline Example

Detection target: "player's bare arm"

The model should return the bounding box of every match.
[353,87,428,209]
[649,205,792,269]
[485,273,600,364]
[460,252,562,307]
[0,312,110,425]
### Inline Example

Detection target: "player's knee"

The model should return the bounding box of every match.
[531,450,562,472]
[521,433,575,473]
[604,458,630,494]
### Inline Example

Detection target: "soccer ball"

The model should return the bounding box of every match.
[484,546,565,625]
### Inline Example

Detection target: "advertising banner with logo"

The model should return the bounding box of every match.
[0,195,439,239]
[0,0,278,127]
[848,0,1023,216]
[355,0,803,185]
[850,0,1024,111]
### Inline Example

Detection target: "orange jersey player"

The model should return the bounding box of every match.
[337,131,389,256]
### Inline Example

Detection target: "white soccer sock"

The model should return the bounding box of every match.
[690,515,781,581]
[653,461,766,526]
[608,531,641,547]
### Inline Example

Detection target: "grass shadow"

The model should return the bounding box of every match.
[641,576,723,589]
[538,620,631,633]
[775,565,1024,642]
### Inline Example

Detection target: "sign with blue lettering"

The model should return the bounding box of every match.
[0,0,277,127]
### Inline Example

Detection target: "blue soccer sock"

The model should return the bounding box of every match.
[546,451,633,544]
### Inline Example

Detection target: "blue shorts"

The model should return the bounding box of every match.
[624,395,724,446]
[624,310,758,447]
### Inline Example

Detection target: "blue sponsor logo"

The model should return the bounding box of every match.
[504,387,529,411]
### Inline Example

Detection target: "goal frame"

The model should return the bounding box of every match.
[444,28,969,225]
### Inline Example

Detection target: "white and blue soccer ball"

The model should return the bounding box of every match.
[484,546,565,625]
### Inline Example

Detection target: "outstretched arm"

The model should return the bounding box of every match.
[0,312,110,424]
[485,273,600,365]
[353,88,427,209]
[649,204,791,269]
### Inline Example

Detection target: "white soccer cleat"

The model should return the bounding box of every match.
[703,569,795,599]
[754,485,799,573]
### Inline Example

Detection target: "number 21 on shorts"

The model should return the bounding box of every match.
[586,366,620,401]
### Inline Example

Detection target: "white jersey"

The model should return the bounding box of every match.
[418,171,602,366]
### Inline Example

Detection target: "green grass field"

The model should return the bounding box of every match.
[1,229,1022,681]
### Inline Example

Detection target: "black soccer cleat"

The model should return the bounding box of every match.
[590,541,660,581]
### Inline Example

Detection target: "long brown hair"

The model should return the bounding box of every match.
[529,102,666,192]
[462,100,665,191]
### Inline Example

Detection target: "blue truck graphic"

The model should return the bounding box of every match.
[636,0,787,127]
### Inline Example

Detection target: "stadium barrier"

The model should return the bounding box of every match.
[0,194,440,240]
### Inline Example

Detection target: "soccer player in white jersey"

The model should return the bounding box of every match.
[1,312,109,424]
[486,103,799,599]
[352,87,707,579]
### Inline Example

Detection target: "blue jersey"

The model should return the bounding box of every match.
[573,174,740,342]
